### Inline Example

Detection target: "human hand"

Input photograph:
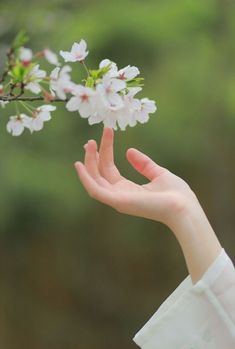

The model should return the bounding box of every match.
[74,127,222,284]
[74,127,200,229]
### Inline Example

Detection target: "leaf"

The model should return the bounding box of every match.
[12,30,29,49]
[89,64,112,80]
[9,61,34,83]
[85,76,95,88]
[126,77,145,87]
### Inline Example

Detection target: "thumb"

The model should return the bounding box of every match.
[126,148,166,181]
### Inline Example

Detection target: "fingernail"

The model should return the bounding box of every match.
[74,161,82,169]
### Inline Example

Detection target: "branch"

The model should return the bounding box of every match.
[0,48,14,84]
[0,95,68,102]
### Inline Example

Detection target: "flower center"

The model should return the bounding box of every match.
[119,72,126,80]
[105,86,112,94]
[22,60,31,67]
[80,94,89,102]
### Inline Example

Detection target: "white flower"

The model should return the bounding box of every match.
[134,98,157,124]
[117,90,142,130]
[0,100,9,108]
[60,39,89,62]
[27,105,56,132]
[118,65,140,81]
[96,76,126,109]
[99,59,118,78]
[43,49,60,66]
[101,108,122,130]
[24,64,47,94]
[87,91,123,130]
[0,84,8,108]
[66,85,95,118]
[50,65,75,100]
[88,104,120,130]
[19,47,33,66]
[6,114,31,136]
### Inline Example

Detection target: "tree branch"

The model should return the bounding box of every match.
[0,95,68,102]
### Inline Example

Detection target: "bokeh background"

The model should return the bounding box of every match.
[0,0,235,348]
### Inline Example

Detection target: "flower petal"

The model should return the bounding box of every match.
[66,97,80,111]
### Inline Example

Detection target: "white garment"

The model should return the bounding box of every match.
[133,248,235,349]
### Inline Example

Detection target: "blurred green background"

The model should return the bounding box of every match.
[0,0,235,348]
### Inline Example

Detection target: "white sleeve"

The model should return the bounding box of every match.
[132,248,235,349]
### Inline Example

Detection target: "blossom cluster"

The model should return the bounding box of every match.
[0,34,157,136]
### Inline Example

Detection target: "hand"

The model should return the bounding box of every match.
[75,127,222,283]
[74,127,198,229]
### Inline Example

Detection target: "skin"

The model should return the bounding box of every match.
[74,127,222,284]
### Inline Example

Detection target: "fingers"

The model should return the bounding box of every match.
[74,161,116,207]
[126,148,167,181]
[98,127,121,183]
[84,140,110,188]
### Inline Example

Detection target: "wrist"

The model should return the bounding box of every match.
[167,194,222,283]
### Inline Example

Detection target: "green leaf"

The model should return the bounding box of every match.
[126,77,145,87]
[9,61,34,83]
[12,30,29,49]
[85,76,95,88]
[89,64,112,80]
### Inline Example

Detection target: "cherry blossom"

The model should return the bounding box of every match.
[24,64,47,94]
[43,49,60,66]
[1,36,157,135]
[66,85,95,118]
[118,65,140,81]
[6,114,31,136]
[60,39,88,62]
[50,65,75,100]
[19,47,33,66]
[99,59,118,78]
[96,76,126,109]
[134,98,157,124]
[27,105,56,132]
[116,89,142,130]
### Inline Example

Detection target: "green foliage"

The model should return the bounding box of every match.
[12,30,29,50]
[8,60,33,83]
[89,64,111,80]
[126,77,145,88]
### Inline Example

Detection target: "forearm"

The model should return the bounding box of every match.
[168,198,222,284]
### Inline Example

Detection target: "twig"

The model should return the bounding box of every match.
[0,95,68,102]
[0,48,14,84]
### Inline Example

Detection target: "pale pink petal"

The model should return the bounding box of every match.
[88,113,103,125]
[50,67,60,80]
[31,118,44,131]
[19,47,33,62]
[39,105,56,112]
[78,102,92,118]
[25,82,41,94]
[39,112,51,122]
[60,51,76,62]
[66,97,80,111]
[44,49,59,65]
[119,66,140,80]
[141,98,157,113]
[79,39,87,52]
[108,93,124,108]
[111,79,126,92]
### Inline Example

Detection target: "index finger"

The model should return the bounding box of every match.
[98,127,121,183]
